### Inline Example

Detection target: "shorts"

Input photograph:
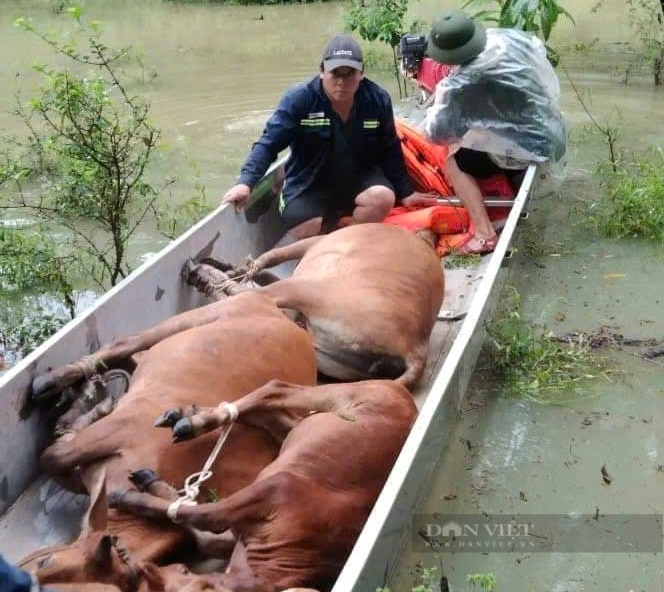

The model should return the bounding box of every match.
[454,148,525,189]
[279,167,395,230]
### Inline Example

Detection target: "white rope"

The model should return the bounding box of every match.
[166,402,239,522]
[30,573,41,592]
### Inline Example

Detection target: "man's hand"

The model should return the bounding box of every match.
[222,184,251,210]
[401,191,439,208]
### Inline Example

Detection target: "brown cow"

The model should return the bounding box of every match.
[20,292,318,589]
[109,378,417,592]
[184,223,445,389]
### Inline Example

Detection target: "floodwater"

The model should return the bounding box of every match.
[1,0,662,589]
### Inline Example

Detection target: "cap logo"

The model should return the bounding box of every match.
[333,50,354,56]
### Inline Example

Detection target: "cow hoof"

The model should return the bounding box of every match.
[129,469,160,491]
[108,490,127,508]
[155,408,183,427]
[31,373,60,401]
[180,258,199,284]
[200,257,236,273]
[172,418,195,442]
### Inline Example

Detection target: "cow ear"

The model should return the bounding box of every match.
[81,464,108,535]
[91,534,114,571]
[137,562,165,590]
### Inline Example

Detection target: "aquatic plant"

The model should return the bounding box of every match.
[377,568,498,592]
[467,572,497,591]
[376,566,439,592]
[485,289,599,403]
[626,0,664,85]
[0,6,208,367]
[591,147,664,242]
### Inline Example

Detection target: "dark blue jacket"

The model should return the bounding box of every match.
[0,553,58,592]
[238,75,413,203]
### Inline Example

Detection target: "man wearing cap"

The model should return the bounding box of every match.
[222,34,429,238]
[414,10,566,254]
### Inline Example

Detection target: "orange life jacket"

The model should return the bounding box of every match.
[386,119,514,256]
[395,119,454,197]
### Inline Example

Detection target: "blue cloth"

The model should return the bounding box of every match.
[0,553,58,592]
[0,553,33,592]
[238,75,413,204]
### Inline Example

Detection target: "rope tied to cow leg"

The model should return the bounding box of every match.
[167,401,239,523]
[74,355,107,380]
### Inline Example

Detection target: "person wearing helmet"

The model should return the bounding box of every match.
[222,34,432,239]
[419,9,567,254]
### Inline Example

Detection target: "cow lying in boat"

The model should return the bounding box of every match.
[109,378,417,592]
[21,292,318,589]
[185,223,445,389]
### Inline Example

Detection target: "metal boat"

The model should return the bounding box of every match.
[0,134,537,588]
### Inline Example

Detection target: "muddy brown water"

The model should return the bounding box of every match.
[1,0,663,589]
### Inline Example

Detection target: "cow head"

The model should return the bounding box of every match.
[18,532,140,592]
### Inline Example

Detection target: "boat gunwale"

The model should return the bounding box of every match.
[331,164,537,592]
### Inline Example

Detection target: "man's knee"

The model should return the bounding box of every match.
[354,185,395,221]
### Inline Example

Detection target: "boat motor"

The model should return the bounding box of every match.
[398,33,454,99]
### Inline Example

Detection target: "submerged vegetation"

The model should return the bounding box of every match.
[0,6,206,363]
[378,568,497,592]
[377,566,439,592]
[591,147,664,241]
[625,0,664,85]
[485,289,601,403]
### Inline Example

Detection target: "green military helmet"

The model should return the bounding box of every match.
[426,9,487,65]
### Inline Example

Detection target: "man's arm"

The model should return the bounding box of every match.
[223,84,306,208]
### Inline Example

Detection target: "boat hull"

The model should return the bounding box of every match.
[0,155,537,583]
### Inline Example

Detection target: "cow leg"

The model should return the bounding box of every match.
[161,380,358,442]
[41,415,128,484]
[55,369,132,435]
[31,300,239,400]
[248,236,322,274]
[57,392,117,436]
[110,470,286,535]
[200,256,281,287]
[182,259,249,300]
[128,469,236,557]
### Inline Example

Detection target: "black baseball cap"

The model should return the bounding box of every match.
[322,34,363,72]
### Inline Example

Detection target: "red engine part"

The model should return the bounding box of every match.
[415,58,454,95]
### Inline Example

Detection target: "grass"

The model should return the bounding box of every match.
[377,568,497,592]
[444,251,482,268]
[485,289,601,404]
[377,567,438,592]
[590,147,664,242]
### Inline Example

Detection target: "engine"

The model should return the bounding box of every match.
[398,33,455,99]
